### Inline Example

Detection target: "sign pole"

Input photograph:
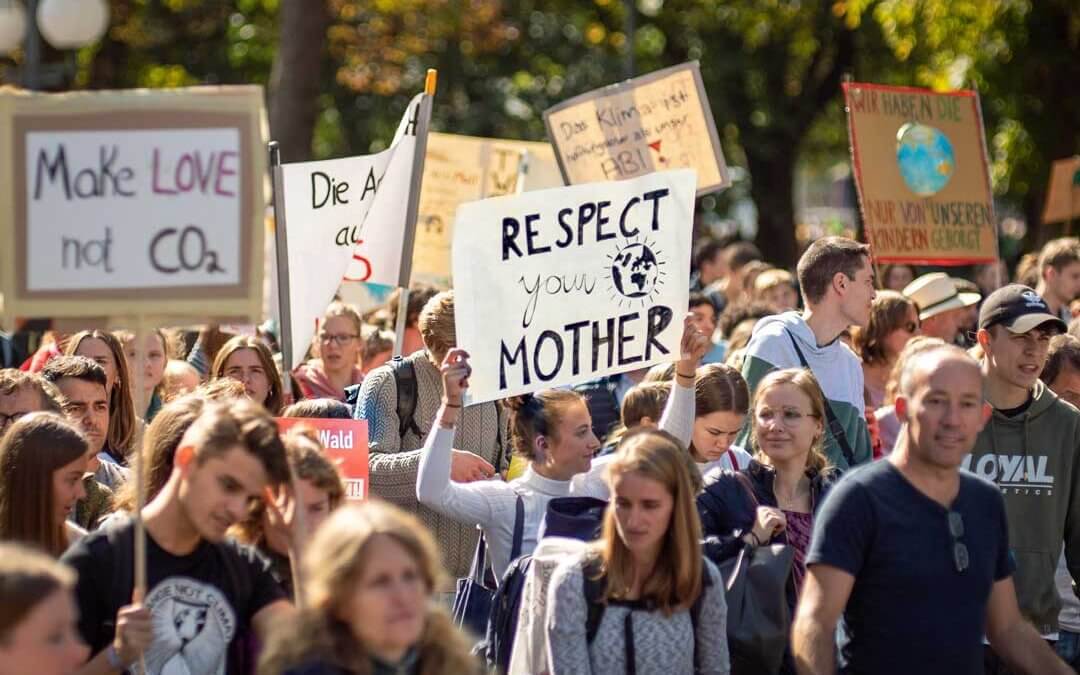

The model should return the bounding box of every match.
[269,141,294,400]
[132,313,148,675]
[393,69,437,357]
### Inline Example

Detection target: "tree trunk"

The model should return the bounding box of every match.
[746,149,798,269]
[268,0,329,162]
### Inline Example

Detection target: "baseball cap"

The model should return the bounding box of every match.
[978,284,1067,333]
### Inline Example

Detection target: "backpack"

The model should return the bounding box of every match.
[582,557,714,675]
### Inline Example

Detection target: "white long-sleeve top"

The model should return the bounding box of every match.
[416,380,695,580]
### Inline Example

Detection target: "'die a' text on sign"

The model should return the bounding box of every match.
[0,87,265,321]
[277,418,370,501]
[844,82,997,266]
[453,169,696,405]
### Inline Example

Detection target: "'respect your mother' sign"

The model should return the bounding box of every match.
[843,82,997,265]
[277,418,369,500]
[0,86,265,321]
[453,169,696,404]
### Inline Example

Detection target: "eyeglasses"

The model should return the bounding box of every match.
[948,511,969,573]
[0,411,32,428]
[318,333,359,346]
[755,409,819,426]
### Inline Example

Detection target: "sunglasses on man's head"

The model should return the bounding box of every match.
[948,511,969,573]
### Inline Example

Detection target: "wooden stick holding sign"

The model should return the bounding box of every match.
[132,314,149,675]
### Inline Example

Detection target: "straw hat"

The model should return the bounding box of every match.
[902,273,981,321]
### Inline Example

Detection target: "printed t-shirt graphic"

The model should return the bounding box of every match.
[144,576,236,675]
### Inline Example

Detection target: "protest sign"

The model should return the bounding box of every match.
[277,94,426,367]
[453,169,697,404]
[411,132,564,287]
[843,82,997,265]
[277,417,370,500]
[1042,156,1080,226]
[0,86,265,321]
[543,62,728,196]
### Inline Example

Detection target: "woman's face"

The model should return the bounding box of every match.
[73,338,117,393]
[691,410,746,463]
[539,400,600,480]
[753,383,823,466]
[123,334,167,394]
[337,535,429,663]
[0,589,89,675]
[221,349,272,407]
[51,456,88,527]
[611,470,674,559]
[318,316,361,373]
[882,306,920,362]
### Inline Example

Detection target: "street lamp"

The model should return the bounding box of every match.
[0,0,109,90]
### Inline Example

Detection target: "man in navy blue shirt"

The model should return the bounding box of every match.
[792,345,1070,675]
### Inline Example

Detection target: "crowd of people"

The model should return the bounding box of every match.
[6,233,1080,674]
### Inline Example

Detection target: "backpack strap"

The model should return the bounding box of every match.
[624,613,637,675]
[583,558,607,645]
[784,330,856,468]
[509,494,525,560]
[390,356,422,439]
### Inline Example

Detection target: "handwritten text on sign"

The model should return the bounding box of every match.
[26,129,241,290]
[453,170,696,404]
[844,83,996,264]
[277,418,370,500]
[544,62,728,196]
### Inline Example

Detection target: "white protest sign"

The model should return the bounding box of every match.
[279,94,423,367]
[0,86,265,321]
[453,169,697,404]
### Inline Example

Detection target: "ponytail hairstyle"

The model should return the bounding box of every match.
[688,363,750,460]
[750,368,830,474]
[593,429,704,615]
[503,390,585,461]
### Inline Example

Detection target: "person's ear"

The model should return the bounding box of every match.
[833,271,848,295]
[895,395,909,424]
[980,401,993,428]
[533,435,548,461]
[976,328,992,351]
[175,445,196,474]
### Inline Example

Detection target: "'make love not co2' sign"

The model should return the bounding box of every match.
[0,86,265,321]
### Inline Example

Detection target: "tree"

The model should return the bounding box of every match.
[268,0,329,162]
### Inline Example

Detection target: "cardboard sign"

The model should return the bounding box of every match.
[0,86,265,321]
[543,62,728,196]
[277,417,369,500]
[410,132,564,288]
[279,94,424,367]
[453,169,697,404]
[843,82,997,265]
[1043,156,1080,225]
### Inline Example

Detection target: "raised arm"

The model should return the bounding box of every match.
[791,564,854,675]
[660,313,710,448]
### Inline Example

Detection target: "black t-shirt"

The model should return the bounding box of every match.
[806,460,1014,675]
[61,518,285,675]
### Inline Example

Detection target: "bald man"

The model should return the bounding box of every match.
[792,347,1070,675]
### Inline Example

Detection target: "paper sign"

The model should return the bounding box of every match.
[410,133,564,288]
[279,94,423,366]
[843,82,998,265]
[1042,157,1080,225]
[543,62,728,196]
[453,169,697,404]
[0,86,265,321]
[277,417,369,500]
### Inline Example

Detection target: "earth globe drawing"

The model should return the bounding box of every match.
[610,243,660,299]
[896,122,956,196]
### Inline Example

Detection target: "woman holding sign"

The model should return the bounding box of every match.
[415,317,708,579]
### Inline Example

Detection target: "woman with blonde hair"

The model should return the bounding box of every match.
[115,328,169,421]
[64,330,137,462]
[293,302,366,402]
[212,335,286,414]
[545,429,729,674]
[258,501,479,675]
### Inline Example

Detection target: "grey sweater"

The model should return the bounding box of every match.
[354,350,509,579]
[546,554,731,674]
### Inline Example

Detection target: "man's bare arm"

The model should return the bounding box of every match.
[792,564,854,675]
[985,577,1071,675]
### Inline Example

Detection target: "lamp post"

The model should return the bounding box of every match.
[0,0,109,90]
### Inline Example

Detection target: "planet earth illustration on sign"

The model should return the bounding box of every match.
[896,122,956,197]
[610,243,660,299]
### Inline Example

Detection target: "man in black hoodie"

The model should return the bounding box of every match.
[966,285,1078,674]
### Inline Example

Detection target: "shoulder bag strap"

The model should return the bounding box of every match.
[784,330,857,467]
[624,613,637,675]
[509,494,525,560]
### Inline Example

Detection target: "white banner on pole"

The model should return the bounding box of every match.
[453,169,697,404]
[279,94,423,366]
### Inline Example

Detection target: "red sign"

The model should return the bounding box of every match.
[277,418,369,500]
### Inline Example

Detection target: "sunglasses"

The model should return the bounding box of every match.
[948,511,969,573]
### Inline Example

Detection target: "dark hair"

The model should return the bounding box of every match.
[852,290,918,366]
[688,364,749,459]
[687,292,714,312]
[187,400,290,485]
[210,336,285,415]
[880,264,916,289]
[0,369,63,415]
[504,390,585,460]
[722,241,762,272]
[0,413,88,557]
[1043,334,1080,388]
[796,236,872,305]
[388,282,440,330]
[282,398,353,419]
[0,542,76,643]
[41,355,108,389]
[693,239,725,271]
[717,301,774,341]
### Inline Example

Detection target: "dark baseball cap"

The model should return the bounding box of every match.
[978,284,1067,334]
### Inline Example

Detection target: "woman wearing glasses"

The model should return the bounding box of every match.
[293,302,366,402]
[852,290,920,411]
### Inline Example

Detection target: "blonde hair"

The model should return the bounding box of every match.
[754,268,795,294]
[418,290,456,361]
[64,330,137,456]
[751,368,831,473]
[593,430,704,616]
[257,502,477,675]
